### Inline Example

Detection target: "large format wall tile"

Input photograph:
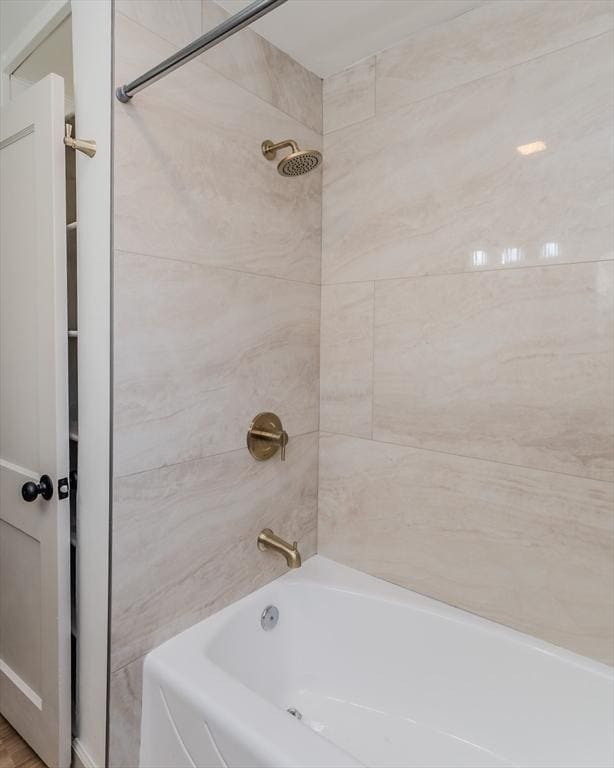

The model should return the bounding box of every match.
[373,261,614,482]
[202,1,322,132]
[114,13,322,285]
[116,1,321,131]
[111,3,322,760]
[320,282,373,437]
[116,0,201,47]
[108,658,143,768]
[376,0,614,114]
[318,433,614,664]
[114,250,319,477]
[323,32,614,284]
[111,432,318,672]
[323,57,375,134]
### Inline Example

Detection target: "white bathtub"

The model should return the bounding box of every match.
[139,556,614,768]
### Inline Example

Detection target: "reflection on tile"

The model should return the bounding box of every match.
[114,13,322,284]
[323,33,614,283]
[114,250,319,477]
[108,657,143,768]
[111,433,318,671]
[376,0,614,113]
[116,0,201,48]
[202,1,322,132]
[323,57,375,134]
[318,433,614,664]
[373,262,614,481]
[320,283,373,437]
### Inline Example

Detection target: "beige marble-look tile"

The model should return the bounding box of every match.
[113,250,319,477]
[373,261,614,482]
[322,32,614,284]
[318,433,614,664]
[111,432,318,671]
[320,282,373,437]
[201,1,322,132]
[108,657,143,768]
[323,57,375,134]
[116,0,201,48]
[114,13,322,285]
[376,0,614,114]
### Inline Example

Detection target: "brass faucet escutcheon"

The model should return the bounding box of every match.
[247,412,288,461]
[257,528,301,569]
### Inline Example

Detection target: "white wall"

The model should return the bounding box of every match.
[0,0,49,50]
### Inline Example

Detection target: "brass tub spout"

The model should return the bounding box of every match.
[257,528,301,569]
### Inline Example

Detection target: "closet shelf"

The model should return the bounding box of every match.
[66,221,77,231]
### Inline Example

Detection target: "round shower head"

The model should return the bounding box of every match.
[277,149,322,177]
[261,139,322,177]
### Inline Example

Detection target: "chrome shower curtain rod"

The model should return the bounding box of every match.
[116,0,288,102]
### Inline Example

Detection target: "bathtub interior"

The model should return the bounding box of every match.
[204,569,614,768]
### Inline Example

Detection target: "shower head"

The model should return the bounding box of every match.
[261,139,322,177]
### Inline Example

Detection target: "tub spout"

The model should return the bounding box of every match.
[257,528,301,569]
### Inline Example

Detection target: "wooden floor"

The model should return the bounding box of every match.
[0,717,46,768]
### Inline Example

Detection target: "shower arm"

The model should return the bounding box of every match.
[262,139,300,159]
[116,0,288,103]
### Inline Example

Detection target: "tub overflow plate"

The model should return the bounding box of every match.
[261,605,279,630]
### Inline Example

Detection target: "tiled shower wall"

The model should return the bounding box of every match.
[319,0,614,665]
[109,1,322,763]
[111,0,614,762]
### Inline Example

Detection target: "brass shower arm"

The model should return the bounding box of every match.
[261,139,299,160]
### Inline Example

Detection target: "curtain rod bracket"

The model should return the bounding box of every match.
[115,86,131,103]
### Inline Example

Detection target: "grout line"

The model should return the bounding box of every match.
[114,247,321,288]
[320,431,614,486]
[370,1,487,72]
[324,27,614,138]
[315,430,321,555]
[322,0,486,126]
[322,55,377,137]
[326,27,613,136]
[370,281,375,440]
[315,129,324,555]
[373,51,378,120]
[194,43,322,135]
[321,258,614,287]
[324,111,374,138]
[115,430,320,481]
[316,76,325,550]
[110,653,143,676]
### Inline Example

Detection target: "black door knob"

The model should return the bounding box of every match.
[21,475,54,502]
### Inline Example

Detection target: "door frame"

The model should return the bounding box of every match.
[1,3,112,767]
[0,0,70,108]
[70,4,112,767]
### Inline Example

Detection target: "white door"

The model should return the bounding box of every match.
[0,73,71,768]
